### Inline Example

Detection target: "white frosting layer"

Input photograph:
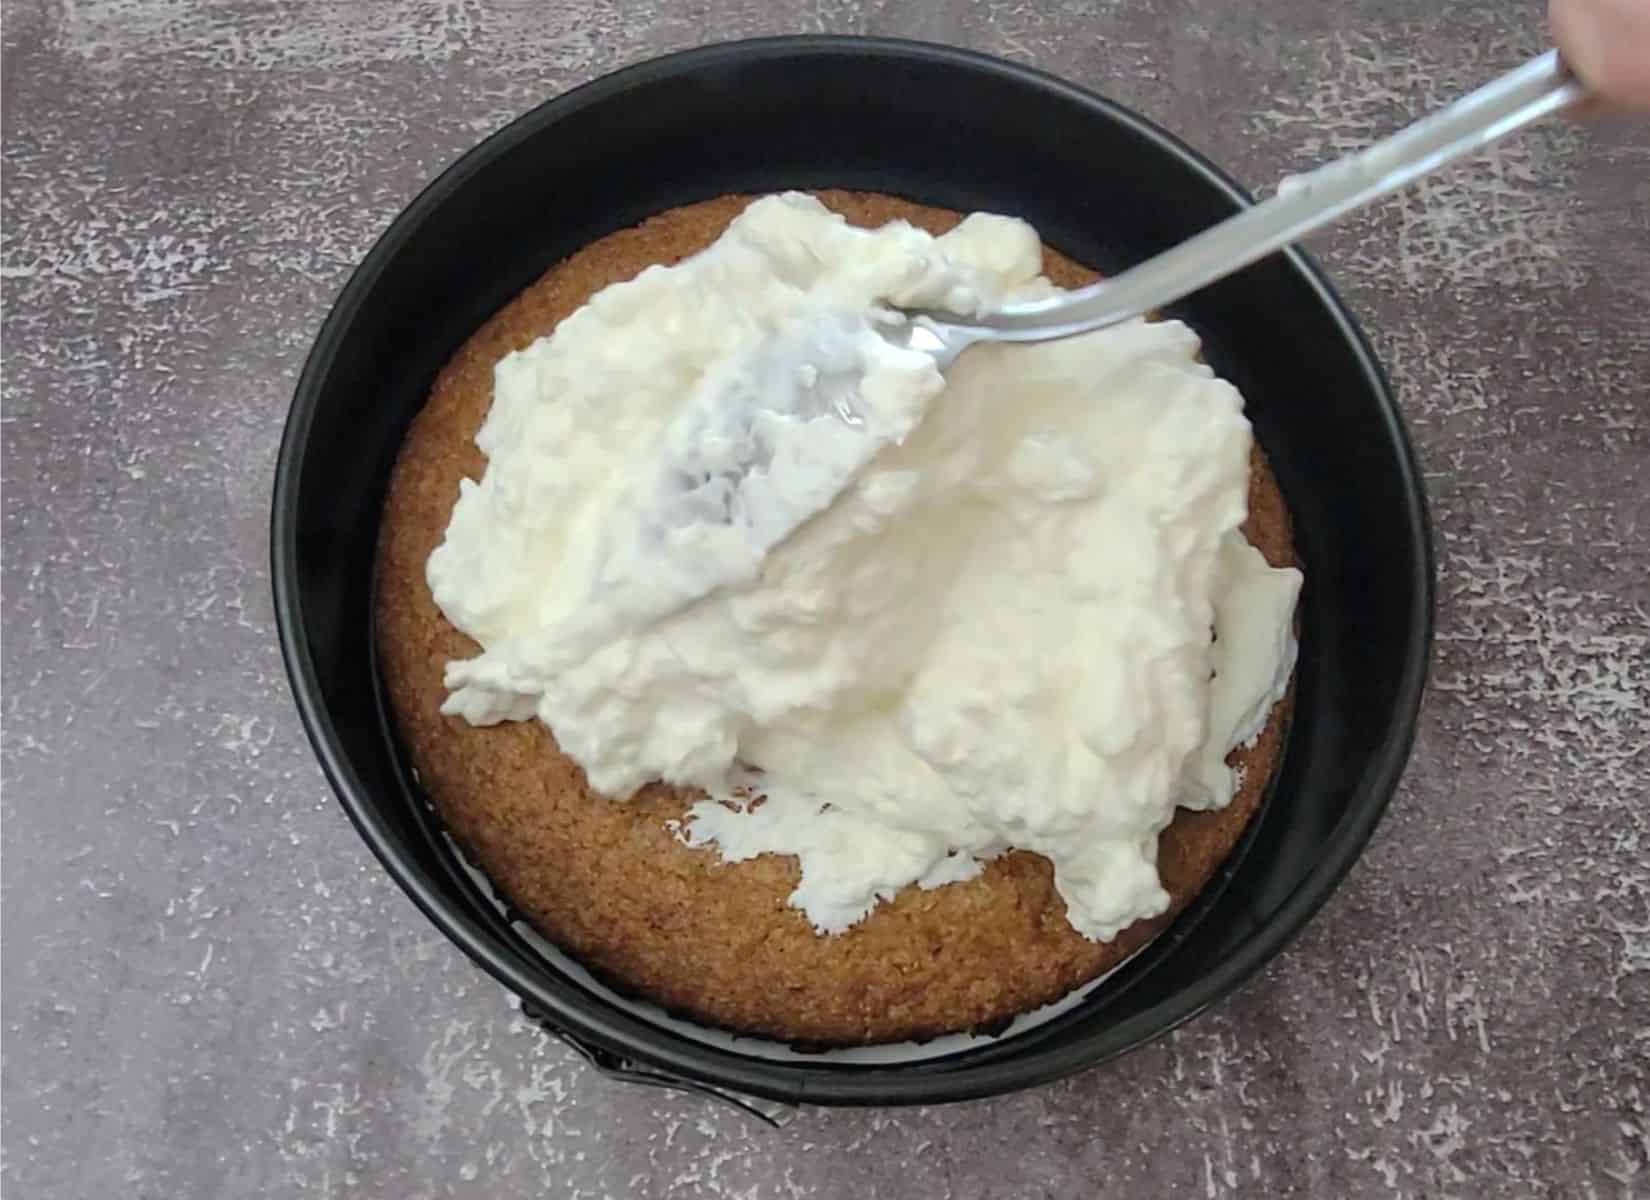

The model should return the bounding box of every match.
[427,193,1302,940]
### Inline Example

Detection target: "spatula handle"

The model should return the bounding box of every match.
[981,50,1587,340]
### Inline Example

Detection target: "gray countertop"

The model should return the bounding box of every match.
[3,1,1647,1196]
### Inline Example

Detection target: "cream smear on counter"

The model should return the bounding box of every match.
[426,192,1302,941]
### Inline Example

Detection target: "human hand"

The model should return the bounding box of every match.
[1550,0,1650,110]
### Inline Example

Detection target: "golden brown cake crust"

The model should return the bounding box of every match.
[374,192,1297,1045]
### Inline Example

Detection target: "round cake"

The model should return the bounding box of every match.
[374,191,1297,1046]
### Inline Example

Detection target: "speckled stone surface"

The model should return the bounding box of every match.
[2,1,1646,1195]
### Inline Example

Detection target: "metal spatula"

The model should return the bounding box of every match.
[627,50,1584,602]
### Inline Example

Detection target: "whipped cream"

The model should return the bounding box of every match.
[427,192,1302,940]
